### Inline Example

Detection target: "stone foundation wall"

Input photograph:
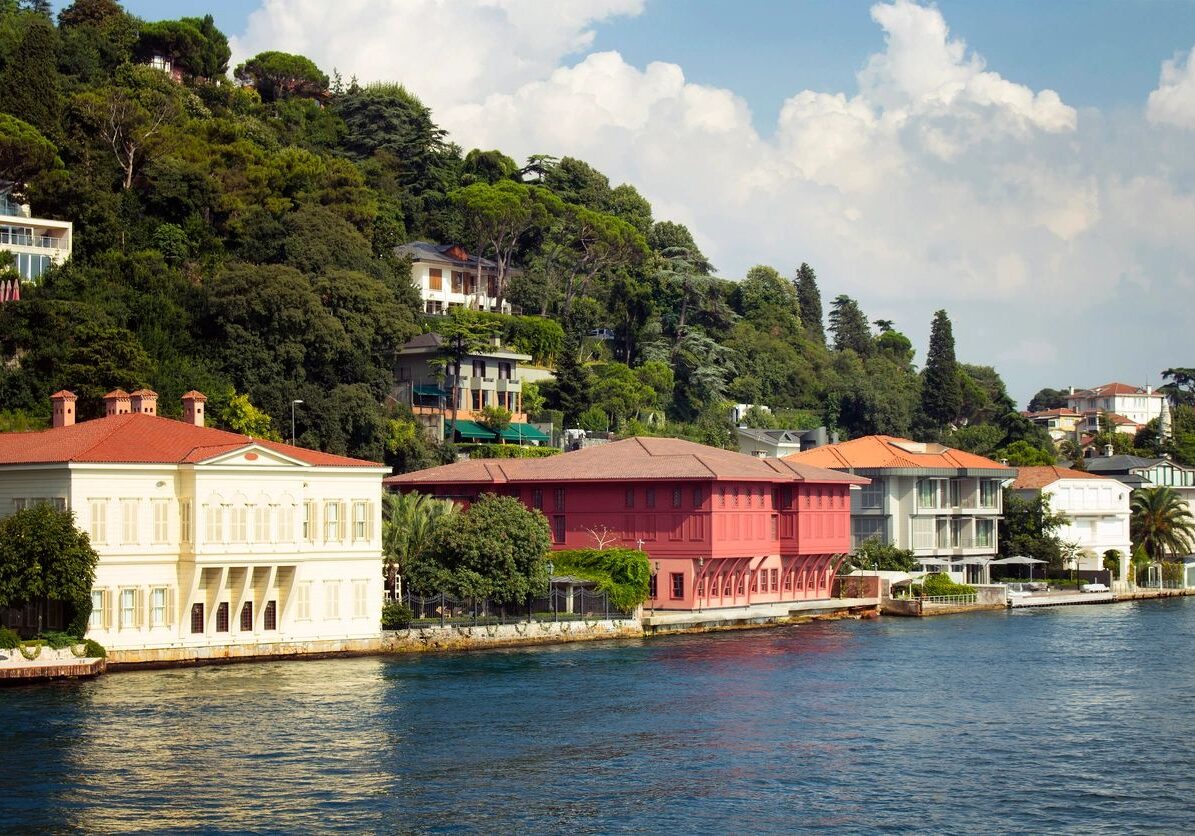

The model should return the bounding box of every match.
[107,637,385,669]
[382,619,642,652]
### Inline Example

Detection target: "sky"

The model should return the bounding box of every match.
[106,0,1195,407]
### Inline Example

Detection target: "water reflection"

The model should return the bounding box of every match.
[1,600,1193,832]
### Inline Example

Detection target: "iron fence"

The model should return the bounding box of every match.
[398,587,632,627]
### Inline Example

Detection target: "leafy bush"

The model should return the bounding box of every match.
[39,631,79,649]
[918,572,976,597]
[381,601,413,629]
[459,443,559,459]
[0,627,20,649]
[19,641,43,660]
[551,548,651,611]
[83,639,106,659]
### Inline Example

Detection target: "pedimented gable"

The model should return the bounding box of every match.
[196,443,311,468]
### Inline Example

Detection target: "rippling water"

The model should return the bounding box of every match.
[3,600,1194,833]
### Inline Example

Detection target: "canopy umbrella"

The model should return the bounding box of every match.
[987,555,1047,580]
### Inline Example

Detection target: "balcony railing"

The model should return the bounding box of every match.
[0,229,63,250]
[0,198,29,218]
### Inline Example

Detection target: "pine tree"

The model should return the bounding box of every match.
[552,333,593,427]
[827,294,872,356]
[921,309,962,429]
[0,16,60,138]
[794,262,824,344]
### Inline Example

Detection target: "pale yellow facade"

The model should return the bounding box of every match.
[0,444,387,656]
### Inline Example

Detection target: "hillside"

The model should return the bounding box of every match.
[0,0,1062,469]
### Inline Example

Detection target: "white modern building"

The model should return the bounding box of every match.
[397,241,513,316]
[0,388,387,664]
[785,436,1016,585]
[1,189,72,282]
[1010,465,1131,581]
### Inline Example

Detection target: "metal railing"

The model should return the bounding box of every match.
[396,587,633,627]
[0,229,63,249]
[919,594,978,605]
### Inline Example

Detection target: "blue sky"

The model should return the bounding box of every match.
[76,2,1195,402]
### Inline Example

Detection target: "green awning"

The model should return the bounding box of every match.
[499,423,552,443]
[414,384,449,398]
[446,419,498,441]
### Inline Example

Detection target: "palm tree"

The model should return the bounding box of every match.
[1130,486,1195,568]
[382,491,457,600]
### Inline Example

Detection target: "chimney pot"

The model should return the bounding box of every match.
[1104,444,1114,457]
[181,390,207,427]
[50,390,77,428]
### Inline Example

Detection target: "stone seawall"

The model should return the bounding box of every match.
[382,619,642,652]
[107,637,385,669]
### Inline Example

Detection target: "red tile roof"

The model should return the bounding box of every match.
[1025,408,1081,418]
[783,435,1016,473]
[1011,465,1114,490]
[385,436,868,487]
[1074,382,1162,397]
[0,413,381,467]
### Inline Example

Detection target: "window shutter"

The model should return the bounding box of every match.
[103,590,113,630]
[136,588,145,628]
[340,501,347,541]
[167,587,176,627]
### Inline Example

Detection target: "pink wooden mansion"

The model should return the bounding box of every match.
[386,437,866,613]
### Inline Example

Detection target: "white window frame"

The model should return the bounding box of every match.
[119,587,138,629]
[149,586,169,628]
[353,501,368,541]
[89,589,107,631]
[324,501,341,542]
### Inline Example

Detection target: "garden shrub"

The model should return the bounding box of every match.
[0,627,20,649]
[83,639,106,659]
[459,443,559,459]
[381,601,413,629]
[39,631,78,649]
[920,572,976,597]
[551,548,651,610]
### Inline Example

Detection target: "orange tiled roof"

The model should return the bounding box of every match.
[385,436,868,486]
[0,412,380,468]
[1074,382,1162,397]
[1025,408,1081,418]
[783,435,1016,472]
[1011,465,1113,489]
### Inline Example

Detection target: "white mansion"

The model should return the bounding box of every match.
[0,389,387,664]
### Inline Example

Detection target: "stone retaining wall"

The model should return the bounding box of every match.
[382,619,642,652]
[107,637,385,669]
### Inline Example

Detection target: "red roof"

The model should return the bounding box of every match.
[783,435,1016,473]
[0,413,381,468]
[1074,382,1162,398]
[385,436,868,487]
[1011,465,1114,490]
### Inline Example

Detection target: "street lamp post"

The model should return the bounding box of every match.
[290,399,304,445]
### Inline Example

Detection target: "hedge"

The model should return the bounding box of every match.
[460,443,559,459]
[550,548,651,611]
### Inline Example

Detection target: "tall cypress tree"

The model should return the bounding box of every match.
[0,16,61,138]
[552,333,593,427]
[794,262,824,344]
[921,309,962,428]
[827,294,872,356]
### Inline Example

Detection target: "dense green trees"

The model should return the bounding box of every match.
[999,490,1069,573]
[794,262,824,343]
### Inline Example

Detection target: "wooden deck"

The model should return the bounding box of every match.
[0,658,105,684]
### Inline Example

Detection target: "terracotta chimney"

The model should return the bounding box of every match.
[50,390,77,428]
[181,390,207,427]
[130,388,158,415]
[103,388,131,417]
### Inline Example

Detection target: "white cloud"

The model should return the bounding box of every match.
[229,0,645,106]
[231,0,1195,401]
[1147,47,1195,129]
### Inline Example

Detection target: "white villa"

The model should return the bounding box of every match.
[1067,382,1166,436]
[397,241,513,316]
[1,188,72,282]
[0,389,387,664]
[785,436,1017,585]
[1010,465,1131,581]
